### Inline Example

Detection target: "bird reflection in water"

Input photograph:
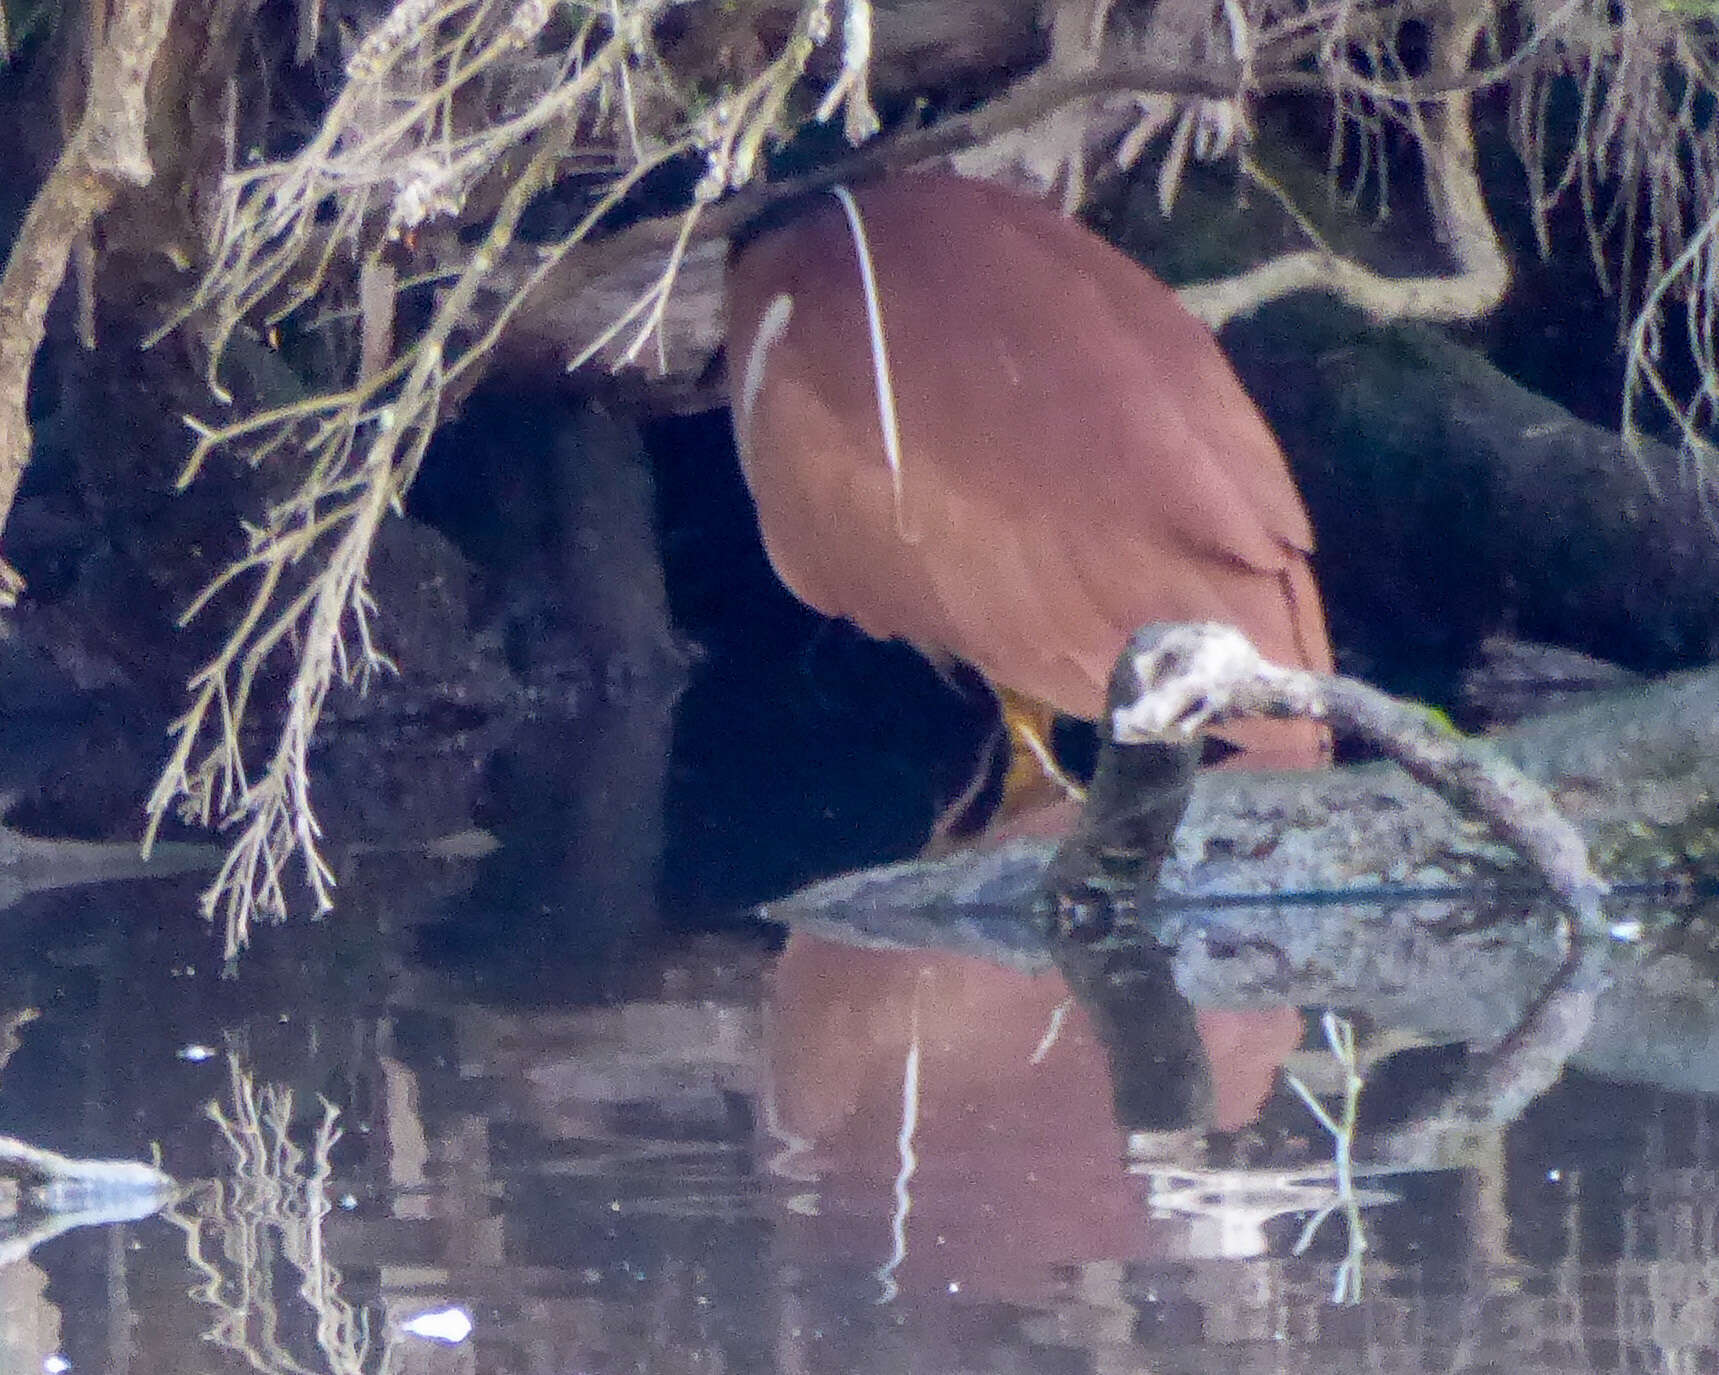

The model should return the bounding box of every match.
[763,935,1305,1304]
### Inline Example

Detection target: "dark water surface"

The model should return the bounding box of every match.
[1,832,1716,1375]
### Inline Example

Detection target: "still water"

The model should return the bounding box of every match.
[0,840,1715,1375]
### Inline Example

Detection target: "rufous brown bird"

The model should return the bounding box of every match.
[725,172,1331,797]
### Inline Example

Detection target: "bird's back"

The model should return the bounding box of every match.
[727,173,1332,768]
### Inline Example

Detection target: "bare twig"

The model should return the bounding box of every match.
[147,0,844,953]
[1177,0,1511,329]
[1509,0,1719,497]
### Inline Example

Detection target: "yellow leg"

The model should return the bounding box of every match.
[925,687,1086,853]
[996,687,1086,806]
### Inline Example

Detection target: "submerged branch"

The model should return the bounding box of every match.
[774,652,1719,952]
[0,1133,178,1214]
[1107,622,1610,934]
[770,635,1719,1155]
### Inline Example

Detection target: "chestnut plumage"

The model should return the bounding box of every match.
[726,173,1332,769]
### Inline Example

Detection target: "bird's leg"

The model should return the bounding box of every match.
[922,688,1086,853]
[998,687,1087,806]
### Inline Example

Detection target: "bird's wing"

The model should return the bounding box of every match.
[726,174,1330,722]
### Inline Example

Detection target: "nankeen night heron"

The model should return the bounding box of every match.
[725,172,1332,790]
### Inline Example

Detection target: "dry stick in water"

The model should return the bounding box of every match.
[1109,620,1620,1141]
[1108,621,1611,934]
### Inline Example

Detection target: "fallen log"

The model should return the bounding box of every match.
[764,631,1719,1105]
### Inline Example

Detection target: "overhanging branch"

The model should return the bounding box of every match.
[0,0,179,607]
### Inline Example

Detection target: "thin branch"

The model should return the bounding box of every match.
[0,0,179,606]
[1108,621,1611,935]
